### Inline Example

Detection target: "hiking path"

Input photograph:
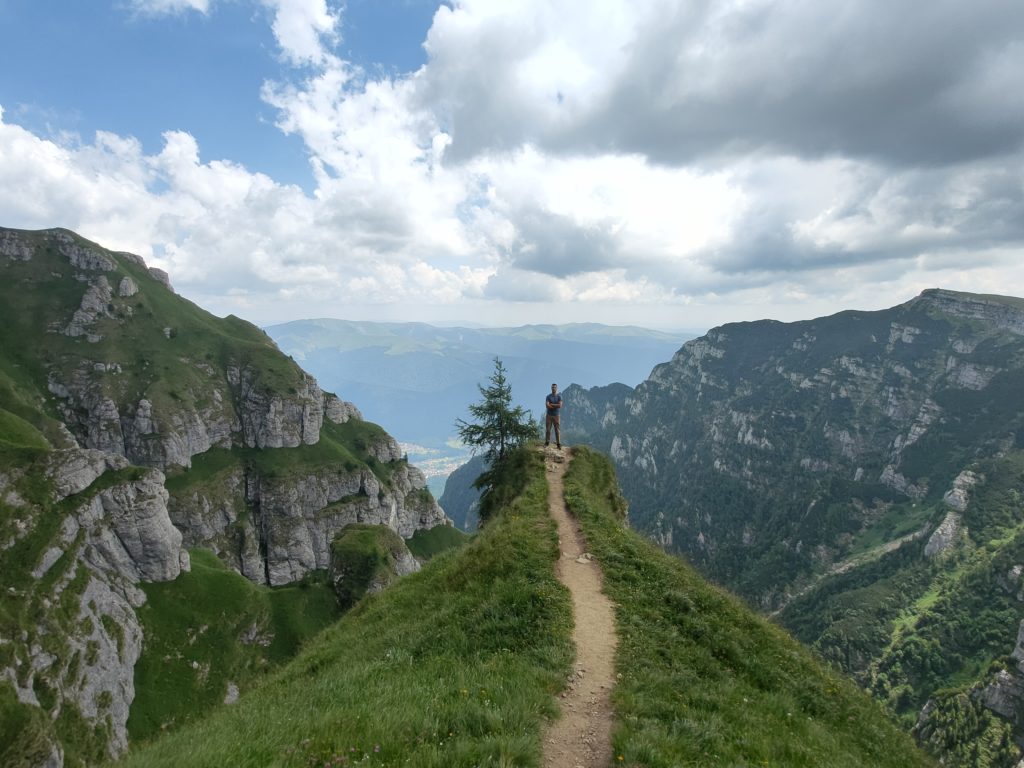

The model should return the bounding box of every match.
[541,446,619,768]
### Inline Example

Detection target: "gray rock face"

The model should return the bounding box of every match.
[325,393,362,424]
[978,669,1024,720]
[943,470,979,512]
[63,276,113,341]
[118,276,139,297]
[1,446,185,762]
[170,461,445,586]
[916,288,1024,336]
[564,288,1024,607]
[228,366,324,449]
[54,230,117,272]
[148,267,173,292]
[46,448,129,501]
[1011,620,1024,665]
[924,510,962,558]
[0,228,34,260]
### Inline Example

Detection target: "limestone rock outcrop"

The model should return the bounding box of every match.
[170,460,443,586]
[2,446,186,761]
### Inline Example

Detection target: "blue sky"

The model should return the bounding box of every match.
[1,1,1023,330]
[0,0,436,189]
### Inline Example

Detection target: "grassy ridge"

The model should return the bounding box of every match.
[116,447,573,767]
[563,446,934,767]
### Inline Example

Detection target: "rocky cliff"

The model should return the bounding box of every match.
[565,288,1024,766]
[1,448,186,764]
[566,289,1024,603]
[0,226,448,766]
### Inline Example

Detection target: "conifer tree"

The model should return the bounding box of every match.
[455,357,538,464]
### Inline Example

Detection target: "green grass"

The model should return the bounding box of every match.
[563,445,934,768]
[406,525,472,561]
[330,524,410,608]
[117,446,573,767]
[0,408,49,450]
[847,501,942,557]
[0,682,54,768]
[128,549,341,744]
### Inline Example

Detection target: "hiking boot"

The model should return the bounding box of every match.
[544,441,549,447]
[556,443,561,449]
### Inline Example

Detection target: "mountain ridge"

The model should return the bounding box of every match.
[0,225,448,765]
[564,286,1024,765]
[116,445,933,767]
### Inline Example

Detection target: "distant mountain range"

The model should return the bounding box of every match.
[264,318,691,497]
[265,320,690,446]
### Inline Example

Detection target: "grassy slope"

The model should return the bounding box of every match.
[120,444,937,768]
[116,448,574,767]
[564,446,934,768]
[405,524,471,561]
[128,550,341,744]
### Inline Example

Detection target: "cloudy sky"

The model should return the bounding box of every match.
[1,0,1022,331]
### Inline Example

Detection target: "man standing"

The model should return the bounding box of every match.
[545,383,562,449]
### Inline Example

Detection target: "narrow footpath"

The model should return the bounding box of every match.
[541,446,619,768]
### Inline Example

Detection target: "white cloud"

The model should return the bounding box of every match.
[127,0,211,15]
[4,0,1024,330]
[262,0,340,66]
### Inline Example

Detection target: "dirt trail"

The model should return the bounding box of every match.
[541,446,619,768]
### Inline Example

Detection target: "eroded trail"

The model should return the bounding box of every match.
[541,447,618,768]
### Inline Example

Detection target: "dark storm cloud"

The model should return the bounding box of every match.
[427,0,1024,169]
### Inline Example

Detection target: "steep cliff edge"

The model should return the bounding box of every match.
[0,226,447,766]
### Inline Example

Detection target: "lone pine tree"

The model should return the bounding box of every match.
[455,357,539,521]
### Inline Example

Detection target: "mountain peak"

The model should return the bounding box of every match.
[913,287,1024,335]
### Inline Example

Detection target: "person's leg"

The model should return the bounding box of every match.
[545,414,552,445]
[553,415,561,448]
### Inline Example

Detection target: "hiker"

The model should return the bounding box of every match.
[545,383,562,449]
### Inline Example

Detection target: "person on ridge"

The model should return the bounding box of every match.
[545,382,562,449]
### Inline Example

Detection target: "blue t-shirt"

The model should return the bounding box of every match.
[545,393,562,416]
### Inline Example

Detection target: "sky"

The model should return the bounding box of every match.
[1,0,1022,332]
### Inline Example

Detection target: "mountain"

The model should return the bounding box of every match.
[437,454,487,531]
[0,226,447,766]
[263,318,689,451]
[564,289,1024,765]
[116,445,931,767]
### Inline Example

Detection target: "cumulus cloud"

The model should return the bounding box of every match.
[262,0,340,66]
